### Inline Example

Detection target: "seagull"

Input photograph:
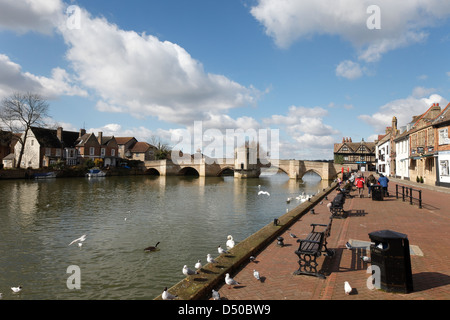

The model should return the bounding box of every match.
[286,197,291,204]
[195,259,202,270]
[11,286,22,293]
[226,235,235,249]
[218,245,228,254]
[345,242,353,250]
[361,256,371,263]
[258,185,261,190]
[69,235,86,246]
[344,281,352,295]
[212,289,220,300]
[249,255,256,262]
[144,242,160,252]
[258,191,270,196]
[207,254,217,264]
[162,287,177,300]
[182,265,198,276]
[225,273,239,288]
[253,270,261,281]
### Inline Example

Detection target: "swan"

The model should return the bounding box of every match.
[226,235,235,249]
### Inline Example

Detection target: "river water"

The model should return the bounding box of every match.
[0,172,330,300]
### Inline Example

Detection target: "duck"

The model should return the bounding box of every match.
[144,242,160,252]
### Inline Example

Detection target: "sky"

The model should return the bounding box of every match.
[0,0,449,160]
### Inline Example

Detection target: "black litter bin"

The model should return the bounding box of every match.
[371,185,383,201]
[369,230,413,293]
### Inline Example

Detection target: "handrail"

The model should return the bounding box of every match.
[395,184,422,209]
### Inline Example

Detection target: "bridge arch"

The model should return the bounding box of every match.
[145,168,160,176]
[178,167,200,176]
[217,167,234,177]
[302,169,323,180]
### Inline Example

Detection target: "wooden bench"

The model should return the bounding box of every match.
[293,217,335,279]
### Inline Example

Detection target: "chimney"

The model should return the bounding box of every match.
[342,137,345,143]
[349,137,352,142]
[79,128,86,138]
[98,132,103,144]
[57,127,63,142]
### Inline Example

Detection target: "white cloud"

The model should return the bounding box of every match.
[0,0,63,34]
[412,86,437,98]
[336,60,364,80]
[55,7,259,126]
[250,0,450,62]
[0,54,87,100]
[359,93,449,133]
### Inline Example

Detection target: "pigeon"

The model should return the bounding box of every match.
[258,191,270,196]
[195,260,202,269]
[249,256,256,262]
[162,287,177,300]
[69,234,86,246]
[226,235,235,249]
[361,256,371,263]
[218,245,228,254]
[212,289,220,300]
[345,242,353,250]
[182,265,198,276]
[253,270,261,281]
[11,286,22,293]
[225,273,239,288]
[344,281,352,295]
[207,254,217,264]
[290,233,297,238]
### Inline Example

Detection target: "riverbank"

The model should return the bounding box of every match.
[153,182,338,300]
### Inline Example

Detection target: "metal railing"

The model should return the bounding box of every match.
[395,184,422,209]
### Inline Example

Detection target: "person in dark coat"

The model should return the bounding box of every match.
[327,189,345,213]
[378,174,390,196]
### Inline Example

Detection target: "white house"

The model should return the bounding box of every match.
[394,126,410,180]
[376,134,390,176]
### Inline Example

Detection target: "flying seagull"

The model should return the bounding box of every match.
[69,235,86,246]
[162,287,177,300]
[183,265,198,276]
[258,191,270,196]
[225,273,239,288]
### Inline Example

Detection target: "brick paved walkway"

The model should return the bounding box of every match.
[212,181,450,300]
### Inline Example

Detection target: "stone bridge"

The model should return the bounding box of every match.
[143,158,341,180]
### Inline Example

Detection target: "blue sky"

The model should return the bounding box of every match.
[0,0,449,160]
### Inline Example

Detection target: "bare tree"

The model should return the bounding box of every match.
[0,92,50,168]
[148,135,171,160]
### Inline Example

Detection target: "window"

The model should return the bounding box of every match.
[439,128,449,145]
[90,147,95,155]
[45,148,51,156]
[440,160,449,176]
[101,148,106,157]
[31,139,34,146]
[56,149,61,157]
[111,149,115,157]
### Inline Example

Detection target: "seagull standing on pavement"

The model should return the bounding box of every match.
[182,265,198,276]
[345,242,353,250]
[162,287,177,300]
[195,260,202,270]
[225,273,239,289]
[344,281,352,295]
[212,289,220,300]
[207,254,217,264]
[218,245,228,254]
[253,270,261,281]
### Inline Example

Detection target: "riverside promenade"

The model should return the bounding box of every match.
[212,177,450,300]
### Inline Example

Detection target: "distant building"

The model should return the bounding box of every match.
[129,142,157,161]
[432,103,450,187]
[333,137,376,172]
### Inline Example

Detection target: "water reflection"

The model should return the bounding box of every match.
[0,172,329,300]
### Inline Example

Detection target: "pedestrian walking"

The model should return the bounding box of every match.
[367,174,376,197]
[378,174,390,197]
[355,174,365,198]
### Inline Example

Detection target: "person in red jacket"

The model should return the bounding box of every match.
[355,174,365,198]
